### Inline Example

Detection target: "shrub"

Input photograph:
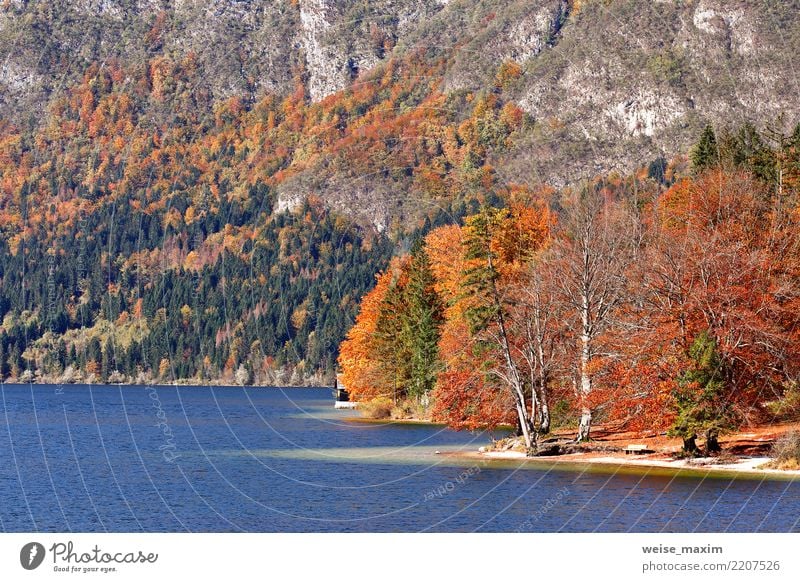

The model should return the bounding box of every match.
[765,432,800,470]
[389,396,432,421]
[360,397,394,419]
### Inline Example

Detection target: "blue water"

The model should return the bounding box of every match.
[1,384,798,532]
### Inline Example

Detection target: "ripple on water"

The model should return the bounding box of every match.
[1,385,799,532]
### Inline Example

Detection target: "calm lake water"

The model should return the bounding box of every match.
[1,384,798,532]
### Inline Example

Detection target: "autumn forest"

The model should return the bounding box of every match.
[0,51,525,386]
[339,124,800,452]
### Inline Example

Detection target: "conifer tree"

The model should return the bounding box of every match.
[669,331,734,456]
[400,240,444,400]
[101,338,113,383]
[373,274,412,402]
[692,124,719,172]
[0,341,6,380]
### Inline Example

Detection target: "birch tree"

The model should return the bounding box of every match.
[518,262,563,434]
[552,186,635,442]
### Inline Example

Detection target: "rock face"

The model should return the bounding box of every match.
[296,0,446,100]
[1,0,799,191]
[498,0,800,185]
[298,0,340,101]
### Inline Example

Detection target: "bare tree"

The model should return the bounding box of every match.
[551,186,635,441]
[517,262,563,434]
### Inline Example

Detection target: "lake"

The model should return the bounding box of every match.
[1,384,798,532]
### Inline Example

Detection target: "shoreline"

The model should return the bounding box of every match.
[445,449,800,480]
[0,381,329,389]
[344,417,519,435]
[345,416,445,427]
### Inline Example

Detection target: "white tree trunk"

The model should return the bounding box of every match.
[577,300,593,441]
[538,389,550,434]
[515,396,534,452]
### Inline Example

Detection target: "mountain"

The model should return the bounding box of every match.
[0,0,798,384]
[4,1,799,185]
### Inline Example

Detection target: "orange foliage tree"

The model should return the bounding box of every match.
[602,170,800,446]
[337,258,408,402]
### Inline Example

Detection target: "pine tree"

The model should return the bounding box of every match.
[400,240,444,400]
[669,331,734,456]
[691,124,719,173]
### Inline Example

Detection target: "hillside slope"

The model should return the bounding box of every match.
[3,0,798,186]
[0,0,798,384]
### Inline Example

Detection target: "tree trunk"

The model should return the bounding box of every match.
[538,395,551,434]
[515,398,536,454]
[577,408,592,442]
[532,321,552,434]
[704,428,721,455]
[576,325,592,442]
[530,382,539,434]
[534,363,551,434]
[682,434,699,456]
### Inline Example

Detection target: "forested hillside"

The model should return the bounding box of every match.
[1,0,799,385]
[0,48,520,384]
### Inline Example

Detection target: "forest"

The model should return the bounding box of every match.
[339,123,800,453]
[0,50,523,385]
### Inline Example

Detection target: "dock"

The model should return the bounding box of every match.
[333,373,359,409]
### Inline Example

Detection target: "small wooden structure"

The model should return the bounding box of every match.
[333,373,358,409]
[623,444,653,455]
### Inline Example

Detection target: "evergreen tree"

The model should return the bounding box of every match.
[373,274,412,402]
[462,207,504,333]
[691,124,719,173]
[669,331,735,456]
[56,339,66,368]
[719,122,776,183]
[87,337,101,376]
[9,344,22,378]
[101,338,113,382]
[400,240,444,399]
[0,340,7,379]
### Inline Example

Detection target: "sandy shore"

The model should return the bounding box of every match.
[449,449,800,478]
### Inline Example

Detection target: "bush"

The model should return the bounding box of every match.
[360,397,394,419]
[765,432,800,470]
[390,397,431,421]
